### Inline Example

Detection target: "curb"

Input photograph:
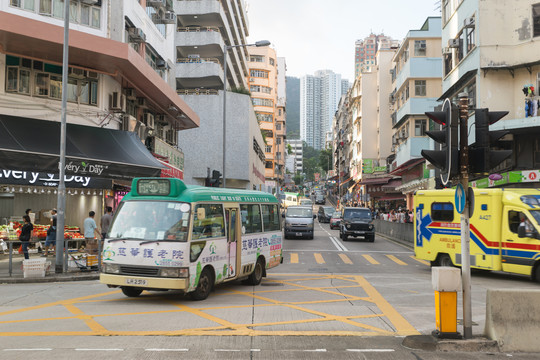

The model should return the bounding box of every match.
[376,232,414,250]
[402,335,499,353]
[0,273,99,284]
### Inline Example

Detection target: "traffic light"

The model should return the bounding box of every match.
[469,108,512,174]
[421,98,459,185]
[210,170,222,187]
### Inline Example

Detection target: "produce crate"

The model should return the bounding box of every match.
[86,255,98,267]
[23,258,51,278]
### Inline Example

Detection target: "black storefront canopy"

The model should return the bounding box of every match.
[0,115,164,179]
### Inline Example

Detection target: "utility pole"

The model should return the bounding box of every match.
[458,92,472,339]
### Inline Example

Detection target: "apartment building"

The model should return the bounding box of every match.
[174,0,266,190]
[247,46,285,193]
[441,0,540,188]
[388,17,442,208]
[286,139,303,175]
[276,57,287,187]
[0,0,198,227]
[354,33,399,78]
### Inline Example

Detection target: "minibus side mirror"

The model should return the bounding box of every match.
[518,226,526,238]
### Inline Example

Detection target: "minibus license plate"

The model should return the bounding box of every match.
[126,278,147,286]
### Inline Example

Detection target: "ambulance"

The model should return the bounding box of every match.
[414,188,540,281]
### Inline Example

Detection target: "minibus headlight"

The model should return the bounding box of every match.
[102,262,120,274]
[160,267,189,278]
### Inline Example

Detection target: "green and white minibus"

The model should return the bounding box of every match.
[100,178,283,300]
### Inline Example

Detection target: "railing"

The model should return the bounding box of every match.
[177,89,219,95]
[177,26,220,33]
[177,57,221,65]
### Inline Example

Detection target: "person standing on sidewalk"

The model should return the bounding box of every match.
[83,211,101,254]
[19,215,33,260]
[100,207,113,240]
[43,209,57,257]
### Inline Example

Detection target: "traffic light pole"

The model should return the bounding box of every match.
[458,92,472,339]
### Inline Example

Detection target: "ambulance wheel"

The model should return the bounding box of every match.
[534,264,540,283]
[121,287,143,297]
[191,268,214,300]
[438,254,453,267]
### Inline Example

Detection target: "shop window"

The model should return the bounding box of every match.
[431,202,454,222]
[240,204,262,234]
[34,73,49,97]
[415,80,426,96]
[262,204,280,231]
[50,75,62,99]
[534,3,540,37]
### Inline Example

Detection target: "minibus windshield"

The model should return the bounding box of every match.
[108,201,191,241]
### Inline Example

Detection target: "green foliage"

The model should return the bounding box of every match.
[319,147,333,174]
[293,172,304,185]
[231,86,251,95]
[287,144,293,155]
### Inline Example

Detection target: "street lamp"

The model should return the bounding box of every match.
[222,40,271,188]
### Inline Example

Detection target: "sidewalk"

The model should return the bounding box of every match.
[0,252,99,284]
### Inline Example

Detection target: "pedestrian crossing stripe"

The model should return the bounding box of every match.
[284,253,430,266]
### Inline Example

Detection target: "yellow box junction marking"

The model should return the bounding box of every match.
[338,253,353,264]
[0,274,419,337]
[362,254,380,265]
[386,255,407,266]
[290,253,299,264]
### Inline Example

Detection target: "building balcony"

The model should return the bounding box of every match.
[393,97,440,127]
[175,27,224,57]
[175,57,224,89]
[393,57,442,90]
[394,136,432,167]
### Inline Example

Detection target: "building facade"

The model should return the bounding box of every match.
[0,0,198,228]
[354,33,399,77]
[174,0,266,190]
[388,17,442,209]
[286,139,303,175]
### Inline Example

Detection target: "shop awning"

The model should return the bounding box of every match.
[382,179,403,189]
[357,177,392,185]
[0,115,165,179]
[389,158,425,176]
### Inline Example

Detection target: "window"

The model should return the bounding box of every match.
[252,98,274,107]
[414,40,426,56]
[534,3,540,37]
[415,119,427,136]
[415,80,426,96]
[276,137,281,144]
[431,202,454,222]
[11,0,100,28]
[265,161,273,169]
[250,55,264,63]
[34,73,49,96]
[265,145,272,153]
[240,204,262,234]
[192,204,225,239]
[39,0,52,15]
[466,27,475,52]
[276,123,281,131]
[256,112,273,122]
[250,85,272,94]
[269,58,275,66]
[262,205,280,231]
[250,70,269,78]
[278,108,282,116]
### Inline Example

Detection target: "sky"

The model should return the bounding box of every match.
[246,0,441,81]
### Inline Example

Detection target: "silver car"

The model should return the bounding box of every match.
[282,206,316,239]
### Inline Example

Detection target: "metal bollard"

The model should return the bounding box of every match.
[8,241,13,277]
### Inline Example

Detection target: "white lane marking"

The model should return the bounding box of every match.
[282,249,412,254]
[304,349,327,352]
[329,236,343,251]
[75,349,124,351]
[346,349,395,352]
[215,349,241,352]
[332,236,348,252]
[145,349,189,352]
[3,349,52,351]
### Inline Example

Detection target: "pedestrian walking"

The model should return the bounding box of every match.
[101,206,113,240]
[19,215,33,260]
[43,209,57,257]
[83,211,101,254]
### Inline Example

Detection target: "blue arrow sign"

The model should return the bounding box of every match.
[455,183,466,214]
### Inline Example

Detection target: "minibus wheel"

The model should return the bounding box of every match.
[533,264,540,283]
[121,287,143,297]
[246,257,264,285]
[191,268,214,300]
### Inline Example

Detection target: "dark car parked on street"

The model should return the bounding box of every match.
[339,207,375,242]
[317,206,335,223]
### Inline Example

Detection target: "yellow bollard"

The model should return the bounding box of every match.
[432,266,461,338]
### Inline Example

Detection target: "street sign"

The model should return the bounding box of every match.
[455,183,466,214]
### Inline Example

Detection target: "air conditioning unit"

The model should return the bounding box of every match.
[122,115,137,132]
[157,124,168,139]
[109,92,126,112]
[87,71,98,79]
[143,113,155,129]
[442,47,452,54]
[464,17,475,28]
[389,69,395,75]
[137,97,149,109]
[125,88,137,100]
[448,39,460,48]
[156,59,167,68]
[136,122,147,140]
[129,27,146,43]
[162,12,176,24]
[68,68,86,79]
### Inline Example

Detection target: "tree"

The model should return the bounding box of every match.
[319,147,333,174]
[287,144,293,155]
[293,172,304,186]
